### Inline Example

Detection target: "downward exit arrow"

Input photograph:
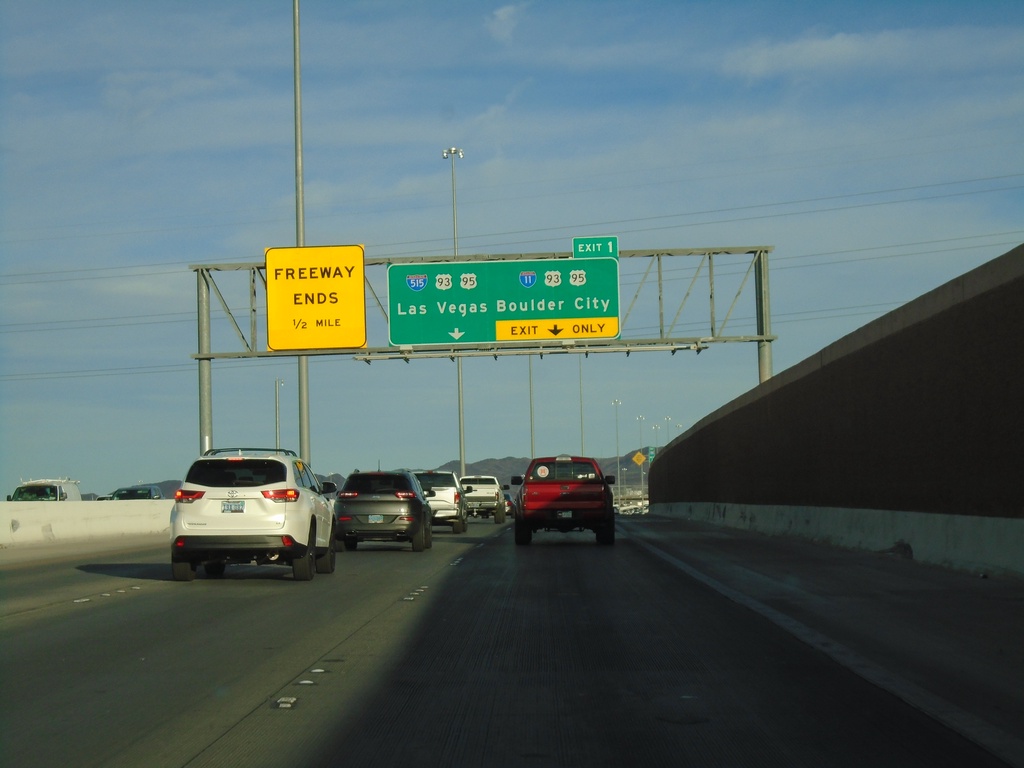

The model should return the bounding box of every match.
[548,325,563,336]
[449,328,465,340]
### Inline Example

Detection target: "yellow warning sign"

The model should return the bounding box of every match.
[266,245,366,351]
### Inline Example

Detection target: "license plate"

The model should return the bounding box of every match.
[557,510,573,519]
[222,500,244,513]
[369,514,384,523]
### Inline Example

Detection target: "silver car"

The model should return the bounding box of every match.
[170,448,337,581]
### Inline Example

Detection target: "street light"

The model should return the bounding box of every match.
[612,399,621,502]
[442,147,464,256]
[443,147,466,478]
[665,416,673,443]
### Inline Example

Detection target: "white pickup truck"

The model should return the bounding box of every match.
[460,475,509,523]
[7,478,83,502]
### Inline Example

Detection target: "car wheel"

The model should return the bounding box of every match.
[411,524,426,552]
[453,518,466,534]
[172,561,196,582]
[494,508,505,524]
[344,536,359,551]
[316,533,336,574]
[292,523,316,581]
[204,561,226,578]
[514,519,532,545]
[596,524,616,546]
[425,522,433,548]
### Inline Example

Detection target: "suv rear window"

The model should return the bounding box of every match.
[185,459,287,487]
[343,473,411,493]
[526,461,600,481]
[415,472,456,490]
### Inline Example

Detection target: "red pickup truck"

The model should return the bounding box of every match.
[511,454,616,545]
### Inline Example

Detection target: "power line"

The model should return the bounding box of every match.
[1,173,1021,283]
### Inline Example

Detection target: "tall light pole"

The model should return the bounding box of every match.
[665,416,673,444]
[528,355,535,457]
[292,0,311,464]
[612,399,621,502]
[637,415,645,500]
[274,378,285,450]
[443,147,466,478]
[578,356,585,455]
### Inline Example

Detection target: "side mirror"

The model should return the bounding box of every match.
[321,481,338,495]
[511,476,523,485]
[605,475,616,485]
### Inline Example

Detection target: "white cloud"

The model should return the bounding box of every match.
[721,25,1024,81]
[485,4,526,42]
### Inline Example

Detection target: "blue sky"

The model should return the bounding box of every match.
[2,1,1022,495]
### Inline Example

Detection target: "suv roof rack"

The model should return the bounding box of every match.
[202,447,298,457]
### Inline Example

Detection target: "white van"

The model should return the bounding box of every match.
[7,478,83,502]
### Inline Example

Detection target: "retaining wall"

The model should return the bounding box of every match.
[649,245,1024,576]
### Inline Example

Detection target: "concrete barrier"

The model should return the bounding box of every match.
[653,501,1024,578]
[0,501,172,547]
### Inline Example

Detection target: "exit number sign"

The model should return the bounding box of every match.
[573,236,618,258]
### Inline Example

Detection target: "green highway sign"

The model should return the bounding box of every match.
[573,236,618,258]
[387,257,620,346]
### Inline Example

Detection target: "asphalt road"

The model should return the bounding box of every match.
[1,515,1021,768]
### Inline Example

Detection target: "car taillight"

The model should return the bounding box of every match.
[338,491,359,498]
[262,488,299,502]
[175,489,205,503]
[394,490,415,499]
[454,492,461,502]
[281,535,296,547]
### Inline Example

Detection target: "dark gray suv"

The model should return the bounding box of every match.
[335,470,435,551]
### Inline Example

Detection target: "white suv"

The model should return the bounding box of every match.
[170,448,337,581]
